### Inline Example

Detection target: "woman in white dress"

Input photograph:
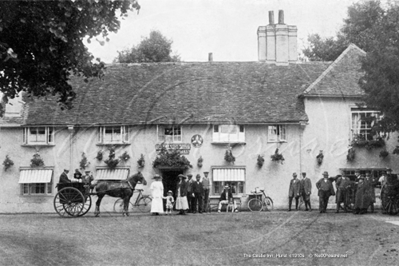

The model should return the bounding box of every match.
[175,174,189,215]
[150,174,164,215]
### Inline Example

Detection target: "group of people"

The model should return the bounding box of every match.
[58,168,95,192]
[289,170,380,214]
[150,172,211,215]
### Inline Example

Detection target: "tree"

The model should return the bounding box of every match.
[303,0,384,61]
[115,30,180,63]
[0,0,140,111]
[359,2,399,133]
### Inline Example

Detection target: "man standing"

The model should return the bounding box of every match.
[192,174,204,213]
[316,171,335,213]
[300,172,312,211]
[364,172,376,213]
[288,173,301,211]
[186,174,194,213]
[202,171,210,213]
[335,175,352,213]
[59,169,71,184]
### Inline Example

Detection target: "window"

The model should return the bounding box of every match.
[19,169,53,195]
[158,125,182,142]
[212,168,245,194]
[23,127,54,145]
[267,125,286,142]
[341,168,389,183]
[213,125,245,142]
[98,126,128,144]
[351,109,380,140]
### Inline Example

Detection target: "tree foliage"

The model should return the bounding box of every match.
[115,30,180,63]
[303,0,384,61]
[0,0,140,111]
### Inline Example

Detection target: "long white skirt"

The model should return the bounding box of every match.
[151,197,164,213]
[176,196,189,210]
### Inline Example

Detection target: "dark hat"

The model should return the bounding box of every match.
[301,172,306,175]
[196,174,201,178]
[153,174,162,179]
[64,169,69,172]
[204,171,209,174]
[85,170,91,173]
[187,174,193,178]
[323,171,329,176]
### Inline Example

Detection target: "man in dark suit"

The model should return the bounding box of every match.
[218,186,235,212]
[186,174,194,213]
[335,175,352,213]
[59,169,71,184]
[316,171,335,213]
[300,172,312,211]
[192,174,204,213]
[288,173,301,211]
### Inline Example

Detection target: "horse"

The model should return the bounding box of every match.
[94,171,147,217]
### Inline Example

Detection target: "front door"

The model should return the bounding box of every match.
[161,170,183,209]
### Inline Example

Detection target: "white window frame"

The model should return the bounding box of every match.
[267,125,286,142]
[158,125,182,143]
[351,109,380,141]
[22,183,52,196]
[98,126,128,144]
[212,125,245,143]
[24,127,54,145]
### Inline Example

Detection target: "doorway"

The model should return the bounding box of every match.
[161,170,183,207]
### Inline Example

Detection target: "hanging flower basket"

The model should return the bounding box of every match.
[224,147,235,164]
[104,147,120,169]
[197,156,203,167]
[79,152,90,170]
[152,145,192,170]
[257,155,265,167]
[271,149,284,164]
[351,135,385,150]
[347,148,355,162]
[393,146,399,155]
[137,154,145,168]
[119,151,130,162]
[3,155,14,171]
[96,151,103,161]
[379,150,389,159]
[316,151,324,165]
[30,153,44,167]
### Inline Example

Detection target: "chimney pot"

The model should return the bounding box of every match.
[278,10,284,24]
[208,53,213,62]
[268,11,274,25]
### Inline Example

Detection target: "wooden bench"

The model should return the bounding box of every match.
[208,196,242,212]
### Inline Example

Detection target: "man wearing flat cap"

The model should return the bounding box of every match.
[300,172,312,211]
[202,171,210,212]
[316,171,335,213]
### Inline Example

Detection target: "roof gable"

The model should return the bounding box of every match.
[24,62,329,126]
[303,44,366,97]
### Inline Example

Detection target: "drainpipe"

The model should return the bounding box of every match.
[299,121,306,173]
[67,125,74,172]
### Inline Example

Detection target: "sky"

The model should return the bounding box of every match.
[86,0,362,63]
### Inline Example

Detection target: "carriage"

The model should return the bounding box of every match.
[381,174,399,215]
[53,182,92,217]
[53,172,148,217]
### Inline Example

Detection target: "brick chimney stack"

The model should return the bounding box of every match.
[257,10,297,65]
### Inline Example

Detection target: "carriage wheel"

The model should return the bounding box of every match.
[77,195,92,217]
[113,198,135,213]
[54,187,85,217]
[387,197,399,215]
[137,196,152,212]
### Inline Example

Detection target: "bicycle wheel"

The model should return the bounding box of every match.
[113,198,134,213]
[263,197,274,211]
[137,196,152,212]
[248,198,263,212]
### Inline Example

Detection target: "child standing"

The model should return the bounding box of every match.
[165,190,174,214]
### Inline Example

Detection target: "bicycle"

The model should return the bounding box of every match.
[113,189,152,213]
[247,187,274,212]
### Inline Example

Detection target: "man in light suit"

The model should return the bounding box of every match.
[316,171,335,213]
[288,173,301,211]
[300,172,312,211]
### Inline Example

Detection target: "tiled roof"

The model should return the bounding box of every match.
[24,61,330,126]
[302,44,366,97]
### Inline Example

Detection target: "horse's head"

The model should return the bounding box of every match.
[128,171,147,186]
